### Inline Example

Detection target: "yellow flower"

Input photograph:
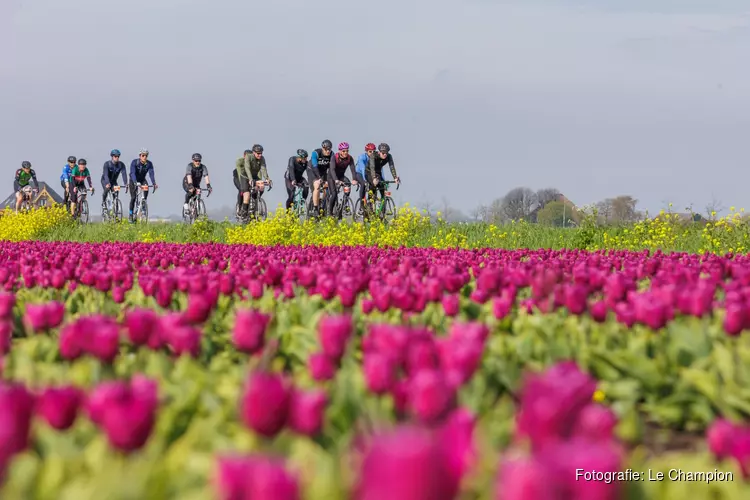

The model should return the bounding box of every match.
[593,390,606,402]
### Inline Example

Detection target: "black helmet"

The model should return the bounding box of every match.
[21,161,31,169]
[244,149,252,155]
[78,158,87,165]
[378,143,390,153]
[192,153,202,161]
[252,144,264,153]
[321,140,333,149]
[67,156,76,163]
[296,149,308,159]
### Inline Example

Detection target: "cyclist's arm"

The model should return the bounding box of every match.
[310,151,320,177]
[119,163,127,186]
[243,156,254,180]
[355,154,366,177]
[30,169,39,189]
[388,154,398,179]
[202,165,210,186]
[367,154,377,180]
[129,161,137,184]
[349,158,357,179]
[13,170,21,192]
[101,163,108,185]
[287,157,296,180]
[185,164,193,185]
[147,162,155,185]
[259,157,269,181]
[330,157,343,182]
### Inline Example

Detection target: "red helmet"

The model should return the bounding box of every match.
[365,143,376,151]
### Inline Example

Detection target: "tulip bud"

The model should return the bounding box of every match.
[288,388,327,437]
[318,314,353,361]
[308,353,337,381]
[364,353,398,395]
[37,386,83,430]
[241,371,290,438]
[233,309,271,355]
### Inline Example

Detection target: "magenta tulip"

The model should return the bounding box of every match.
[241,371,290,438]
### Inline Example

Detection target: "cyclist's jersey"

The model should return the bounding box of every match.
[367,153,398,180]
[60,164,73,183]
[185,163,209,185]
[71,165,92,185]
[355,153,369,177]
[129,159,156,185]
[102,160,128,185]
[235,155,268,181]
[286,156,308,181]
[330,153,355,181]
[311,149,332,176]
[15,169,39,188]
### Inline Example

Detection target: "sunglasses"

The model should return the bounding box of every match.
[112,155,120,158]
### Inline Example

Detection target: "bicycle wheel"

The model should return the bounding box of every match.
[353,199,365,223]
[79,199,89,224]
[383,197,397,222]
[183,201,193,224]
[197,199,207,219]
[257,198,268,221]
[114,199,123,222]
[139,200,149,223]
[342,196,355,222]
[101,199,109,221]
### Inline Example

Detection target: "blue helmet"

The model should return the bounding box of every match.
[110,149,121,156]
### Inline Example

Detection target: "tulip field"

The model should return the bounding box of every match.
[2,239,750,500]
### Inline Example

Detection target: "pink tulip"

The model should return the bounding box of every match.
[308,353,337,381]
[37,386,83,430]
[24,301,65,332]
[233,309,270,355]
[496,456,554,500]
[408,369,454,425]
[0,320,11,355]
[707,418,736,461]
[318,314,353,361]
[184,292,215,324]
[215,455,300,500]
[241,371,290,438]
[0,293,15,320]
[441,294,460,317]
[288,388,327,437]
[123,308,160,346]
[364,352,398,395]
[574,404,618,441]
[0,382,35,461]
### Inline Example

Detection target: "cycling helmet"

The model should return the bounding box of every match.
[192,153,202,161]
[252,144,264,153]
[296,149,308,158]
[21,161,31,169]
[110,149,121,156]
[378,143,390,153]
[338,142,349,151]
[321,140,333,149]
[365,143,377,151]
[78,159,87,166]
[243,149,252,156]
[67,156,76,163]
[139,148,149,156]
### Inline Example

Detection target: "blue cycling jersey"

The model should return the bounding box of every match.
[355,153,368,177]
[60,164,72,182]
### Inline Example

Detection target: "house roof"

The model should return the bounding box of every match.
[1,181,65,208]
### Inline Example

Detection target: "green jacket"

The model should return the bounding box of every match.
[235,155,268,181]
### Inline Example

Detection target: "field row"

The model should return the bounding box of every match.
[1,242,750,498]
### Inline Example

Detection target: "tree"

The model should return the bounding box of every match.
[439,196,455,221]
[705,194,725,220]
[595,199,613,222]
[535,188,561,209]
[610,195,639,223]
[536,201,578,227]
[501,187,537,221]
[418,199,435,219]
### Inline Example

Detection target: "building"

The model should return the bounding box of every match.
[0,182,65,209]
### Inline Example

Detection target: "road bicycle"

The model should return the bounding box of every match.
[183,187,210,224]
[18,186,37,212]
[132,184,153,223]
[101,185,124,222]
[354,180,398,223]
[72,186,93,224]
[307,181,329,219]
[330,181,355,221]
[291,183,308,220]
[235,181,271,225]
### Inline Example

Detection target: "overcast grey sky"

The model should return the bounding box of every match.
[3,0,750,216]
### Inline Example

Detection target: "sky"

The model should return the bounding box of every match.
[2,0,750,217]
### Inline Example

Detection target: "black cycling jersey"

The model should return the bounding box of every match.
[367,153,398,180]
[286,157,309,182]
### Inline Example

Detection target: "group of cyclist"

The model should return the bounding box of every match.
[14,140,399,221]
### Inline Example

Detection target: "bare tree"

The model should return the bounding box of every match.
[705,194,725,219]
[470,205,487,222]
[610,195,639,222]
[501,187,537,221]
[439,196,454,221]
[535,188,561,209]
[595,199,614,222]
[418,199,435,219]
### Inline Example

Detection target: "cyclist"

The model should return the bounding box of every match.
[69,159,94,215]
[235,144,270,217]
[60,156,76,207]
[367,142,401,201]
[285,149,310,210]
[14,161,39,212]
[327,142,356,216]
[309,139,333,214]
[101,149,128,210]
[128,149,158,222]
[183,153,213,214]
[355,143,377,202]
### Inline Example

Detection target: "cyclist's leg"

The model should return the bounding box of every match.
[238,176,250,214]
[326,172,338,215]
[69,183,77,213]
[354,173,366,201]
[128,181,137,216]
[101,180,111,205]
[284,176,294,209]
[301,177,310,201]
[61,180,69,206]
[308,168,321,209]
[14,190,22,211]
[182,177,193,208]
